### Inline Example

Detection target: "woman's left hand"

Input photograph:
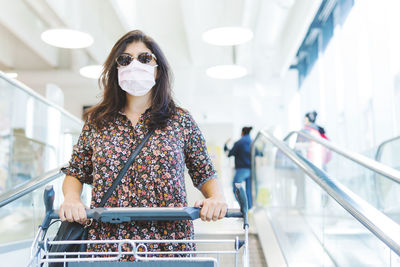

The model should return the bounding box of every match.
[194,196,228,222]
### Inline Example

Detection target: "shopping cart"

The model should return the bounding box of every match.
[28,184,249,267]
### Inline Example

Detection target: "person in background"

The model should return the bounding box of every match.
[224,127,253,209]
[304,111,325,138]
[299,111,331,170]
[295,111,332,211]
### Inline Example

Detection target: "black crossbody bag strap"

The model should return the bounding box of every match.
[98,130,154,207]
[47,131,153,266]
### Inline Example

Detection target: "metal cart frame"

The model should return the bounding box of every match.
[29,184,249,267]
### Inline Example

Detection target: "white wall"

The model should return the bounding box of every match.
[281,0,400,153]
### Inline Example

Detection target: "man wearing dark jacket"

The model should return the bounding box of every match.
[224,127,253,209]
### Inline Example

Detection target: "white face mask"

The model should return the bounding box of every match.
[118,59,157,96]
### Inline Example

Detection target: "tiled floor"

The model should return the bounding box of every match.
[193,213,267,267]
[194,233,267,267]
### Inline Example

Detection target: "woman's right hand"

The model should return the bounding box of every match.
[59,196,87,224]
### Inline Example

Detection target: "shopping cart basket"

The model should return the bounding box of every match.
[28,184,249,267]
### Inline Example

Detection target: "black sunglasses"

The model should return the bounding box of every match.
[116,52,157,67]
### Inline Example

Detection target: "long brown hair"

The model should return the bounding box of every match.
[86,30,176,130]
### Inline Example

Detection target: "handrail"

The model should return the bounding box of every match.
[0,167,66,208]
[375,135,400,161]
[253,129,400,256]
[0,71,82,125]
[1,133,56,151]
[283,130,400,184]
[373,135,400,210]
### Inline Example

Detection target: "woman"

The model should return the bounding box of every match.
[59,30,227,260]
[298,111,331,169]
[293,111,331,209]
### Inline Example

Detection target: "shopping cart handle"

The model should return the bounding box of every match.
[83,207,243,223]
[41,185,55,230]
[42,186,244,225]
[234,183,249,228]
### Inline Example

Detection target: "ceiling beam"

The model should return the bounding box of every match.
[277,0,323,76]
[0,0,58,67]
[0,25,15,68]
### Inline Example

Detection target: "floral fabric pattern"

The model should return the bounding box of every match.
[61,108,216,260]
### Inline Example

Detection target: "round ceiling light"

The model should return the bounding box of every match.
[206,65,247,79]
[202,27,253,46]
[41,29,94,49]
[79,65,102,79]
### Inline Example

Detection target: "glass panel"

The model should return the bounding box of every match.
[391,250,400,267]
[374,138,400,223]
[254,134,399,266]
[254,136,334,266]
[378,138,400,168]
[284,133,384,215]
[0,176,63,245]
[0,73,90,248]
[0,174,91,246]
[0,74,83,194]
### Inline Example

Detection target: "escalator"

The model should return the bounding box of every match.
[0,72,266,266]
[252,130,400,266]
[0,72,85,266]
[374,136,400,221]
[2,66,400,266]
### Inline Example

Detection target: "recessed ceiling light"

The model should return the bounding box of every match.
[41,29,94,49]
[5,72,18,79]
[79,65,102,79]
[206,65,247,79]
[202,27,253,46]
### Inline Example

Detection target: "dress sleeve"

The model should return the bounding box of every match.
[61,120,94,184]
[183,112,217,190]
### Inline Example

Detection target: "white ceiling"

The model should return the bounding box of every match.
[0,0,322,123]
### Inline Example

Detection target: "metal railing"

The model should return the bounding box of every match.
[0,71,81,125]
[252,129,400,256]
[375,135,400,162]
[0,71,83,209]
[0,134,56,150]
[283,131,400,184]
[0,167,65,208]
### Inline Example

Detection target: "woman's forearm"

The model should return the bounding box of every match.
[195,178,227,221]
[200,178,225,199]
[60,175,87,222]
[62,175,83,200]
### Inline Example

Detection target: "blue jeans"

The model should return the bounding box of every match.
[233,168,252,209]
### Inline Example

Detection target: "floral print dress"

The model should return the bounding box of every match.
[61,108,216,260]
